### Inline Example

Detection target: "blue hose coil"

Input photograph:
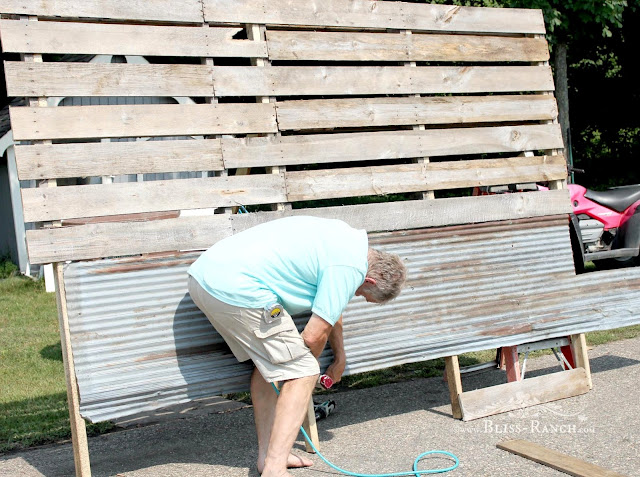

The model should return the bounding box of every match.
[271,383,459,476]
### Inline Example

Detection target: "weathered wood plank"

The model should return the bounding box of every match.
[222,124,564,168]
[285,155,567,201]
[21,174,287,222]
[26,190,571,263]
[444,356,463,419]
[5,62,214,97]
[231,189,572,234]
[459,368,590,421]
[213,65,554,97]
[203,0,546,34]
[0,0,204,23]
[26,215,234,264]
[570,334,592,389]
[496,440,627,477]
[53,263,91,477]
[0,20,267,58]
[267,30,549,62]
[10,103,277,141]
[15,139,224,180]
[276,95,558,131]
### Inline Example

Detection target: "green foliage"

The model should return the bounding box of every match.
[503,0,628,42]
[575,126,640,188]
[0,256,19,279]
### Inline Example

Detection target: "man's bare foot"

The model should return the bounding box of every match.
[258,453,313,474]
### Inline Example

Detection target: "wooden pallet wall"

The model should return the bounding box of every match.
[0,1,570,265]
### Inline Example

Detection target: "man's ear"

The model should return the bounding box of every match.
[364,277,377,286]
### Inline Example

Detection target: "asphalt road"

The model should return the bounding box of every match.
[2,336,638,477]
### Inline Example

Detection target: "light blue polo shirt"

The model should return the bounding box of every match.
[188,216,368,325]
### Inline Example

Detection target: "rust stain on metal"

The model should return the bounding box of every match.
[480,323,533,337]
[92,258,195,275]
[370,216,569,245]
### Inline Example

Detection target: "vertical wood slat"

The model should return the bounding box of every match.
[403,29,435,201]
[55,263,91,477]
[570,333,592,389]
[248,23,291,212]
[535,32,566,191]
[445,356,463,419]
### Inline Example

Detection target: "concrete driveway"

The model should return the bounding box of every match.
[2,336,638,477]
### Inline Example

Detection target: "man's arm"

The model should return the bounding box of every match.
[325,315,346,383]
[301,313,332,358]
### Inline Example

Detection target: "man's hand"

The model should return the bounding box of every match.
[301,313,332,358]
[325,357,346,384]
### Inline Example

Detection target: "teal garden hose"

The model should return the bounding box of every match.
[271,383,459,476]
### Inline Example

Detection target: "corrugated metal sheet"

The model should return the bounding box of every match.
[63,216,640,422]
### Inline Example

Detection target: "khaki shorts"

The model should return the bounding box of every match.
[188,276,320,383]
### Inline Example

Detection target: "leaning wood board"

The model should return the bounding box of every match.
[0,20,267,58]
[202,0,546,34]
[266,30,549,62]
[459,368,590,421]
[9,103,278,141]
[5,63,554,98]
[20,156,566,222]
[0,0,204,22]
[497,440,627,477]
[275,95,558,131]
[221,124,564,168]
[26,190,572,264]
[14,140,225,180]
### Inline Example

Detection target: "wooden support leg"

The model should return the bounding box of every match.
[54,264,91,476]
[444,356,463,419]
[502,345,521,382]
[301,396,319,453]
[570,333,592,389]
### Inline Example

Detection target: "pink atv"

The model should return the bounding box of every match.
[567,183,640,272]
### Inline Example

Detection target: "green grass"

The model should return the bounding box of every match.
[0,276,113,453]
[1,273,639,453]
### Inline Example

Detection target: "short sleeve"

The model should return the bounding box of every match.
[312,266,365,325]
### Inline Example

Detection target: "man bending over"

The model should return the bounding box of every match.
[187,216,406,476]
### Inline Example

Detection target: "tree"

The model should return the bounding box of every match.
[502,1,630,159]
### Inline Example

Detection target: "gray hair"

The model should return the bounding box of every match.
[366,248,407,303]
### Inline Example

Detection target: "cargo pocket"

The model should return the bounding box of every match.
[253,315,309,364]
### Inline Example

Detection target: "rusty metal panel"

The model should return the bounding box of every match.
[63,217,640,422]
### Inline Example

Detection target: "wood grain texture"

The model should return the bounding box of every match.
[21,174,287,222]
[497,440,627,477]
[0,20,267,57]
[26,190,571,263]
[0,0,204,23]
[459,368,590,421]
[203,0,546,34]
[5,62,214,97]
[10,103,277,140]
[276,95,558,131]
[445,356,463,419]
[222,124,564,168]
[53,263,91,477]
[231,190,572,234]
[26,215,234,264]
[15,139,224,180]
[285,155,567,201]
[213,65,554,97]
[267,30,549,62]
